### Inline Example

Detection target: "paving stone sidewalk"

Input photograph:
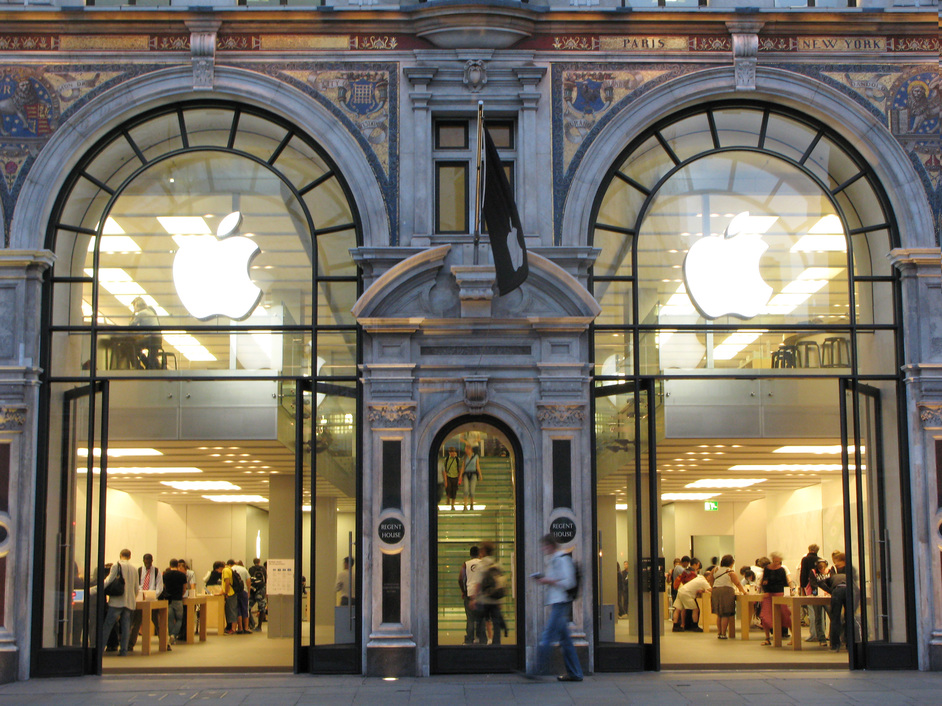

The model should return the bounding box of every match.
[0,670,939,705]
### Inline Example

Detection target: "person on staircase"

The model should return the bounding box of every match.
[462,444,483,511]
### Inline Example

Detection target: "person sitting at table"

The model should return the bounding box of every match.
[129,296,161,369]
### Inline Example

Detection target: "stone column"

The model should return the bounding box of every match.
[0,250,55,682]
[889,247,942,670]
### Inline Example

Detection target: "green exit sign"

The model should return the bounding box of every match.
[704,500,719,511]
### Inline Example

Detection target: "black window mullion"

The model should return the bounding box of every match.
[227,109,241,150]
[831,171,866,196]
[299,171,335,197]
[654,131,681,166]
[313,222,357,238]
[757,108,770,149]
[268,131,293,165]
[80,172,115,196]
[798,129,825,166]
[614,171,651,196]
[706,109,720,150]
[123,130,147,166]
[177,109,189,149]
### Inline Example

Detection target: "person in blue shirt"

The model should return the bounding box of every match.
[530,534,583,682]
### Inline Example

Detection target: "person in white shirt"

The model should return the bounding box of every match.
[101,549,140,657]
[127,552,162,651]
[672,573,711,632]
[459,546,483,644]
[530,534,583,682]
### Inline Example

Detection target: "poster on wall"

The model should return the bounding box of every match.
[267,558,294,595]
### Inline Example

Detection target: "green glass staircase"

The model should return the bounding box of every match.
[436,456,517,646]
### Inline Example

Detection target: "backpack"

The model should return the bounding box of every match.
[567,555,581,601]
[480,564,507,600]
[249,566,265,595]
[229,567,245,594]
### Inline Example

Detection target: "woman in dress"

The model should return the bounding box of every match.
[710,554,746,639]
[759,551,791,646]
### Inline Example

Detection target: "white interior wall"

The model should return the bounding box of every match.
[733,498,767,567]
[765,485,824,574]
[156,501,249,585]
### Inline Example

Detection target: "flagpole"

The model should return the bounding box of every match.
[473,100,484,266]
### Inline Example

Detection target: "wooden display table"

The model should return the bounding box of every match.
[137,599,169,655]
[772,594,832,650]
[203,593,226,635]
[736,593,764,640]
[182,595,209,644]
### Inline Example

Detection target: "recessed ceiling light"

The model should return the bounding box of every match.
[77,448,163,458]
[685,478,767,488]
[661,492,720,501]
[162,481,242,491]
[203,495,268,503]
[730,464,848,472]
[773,445,860,454]
[78,467,203,475]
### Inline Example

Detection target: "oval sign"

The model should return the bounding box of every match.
[550,517,577,544]
[378,517,405,545]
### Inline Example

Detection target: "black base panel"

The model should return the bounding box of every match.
[0,650,14,684]
[31,648,83,678]
[595,643,644,672]
[366,646,416,677]
[432,645,522,674]
[867,643,918,670]
[309,645,360,674]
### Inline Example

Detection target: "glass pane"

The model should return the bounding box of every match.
[87,151,315,329]
[127,112,184,163]
[95,330,298,374]
[659,114,712,163]
[57,176,111,234]
[312,382,357,647]
[806,137,862,191]
[317,228,358,278]
[592,228,634,279]
[436,122,468,150]
[619,136,675,192]
[317,330,358,378]
[842,178,887,233]
[84,133,145,191]
[712,108,762,149]
[92,379,296,669]
[436,163,468,234]
[855,329,897,375]
[232,114,290,164]
[595,281,633,327]
[304,175,354,233]
[763,114,817,163]
[41,384,101,648]
[51,278,90,326]
[594,331,633,379]
[596,177,646,233]
[854,279,894,326]
[595,386,641,645]
[436,427,516,647]
[316,281,357,327]
[275,135,332,191]
[637,152,853,331]
[485,121,514,149]
[52,332,92,377]
[659,377,846,665]
[182,107,235,149]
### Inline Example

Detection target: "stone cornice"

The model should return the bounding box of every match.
[0,250,55,272]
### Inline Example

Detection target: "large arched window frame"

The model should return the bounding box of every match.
[589,100,901,381]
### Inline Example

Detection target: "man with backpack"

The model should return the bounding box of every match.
[472,541,506,645]
[530,534,583,681]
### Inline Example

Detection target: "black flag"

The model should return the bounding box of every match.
[481,127,528,296]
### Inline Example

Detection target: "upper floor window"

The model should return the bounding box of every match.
[433,118,515,235]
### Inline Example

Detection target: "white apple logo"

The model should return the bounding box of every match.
[172,211,262,321]
[682,211,774,320]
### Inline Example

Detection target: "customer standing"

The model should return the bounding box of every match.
[441,447,462,511]
[759,551,791,646]
[161,558,187,647]
[531,534,583,682]
[709,555,746,639]
[813,551,855,652]
[462,444,483,511]
[799,544,824,642]
[101,549,139,657]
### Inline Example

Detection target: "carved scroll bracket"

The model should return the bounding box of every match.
[728,21,763,91]
[187,20,220,90]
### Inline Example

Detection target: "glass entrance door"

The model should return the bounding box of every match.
[430,419,522,673]
[593,379,659,671]
[35,381,108,676]
[840,380,912,668]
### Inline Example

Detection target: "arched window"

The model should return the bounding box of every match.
[47,101,360,377]
[590,102,898,378]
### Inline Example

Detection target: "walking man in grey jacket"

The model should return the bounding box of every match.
[531,534,583,681]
